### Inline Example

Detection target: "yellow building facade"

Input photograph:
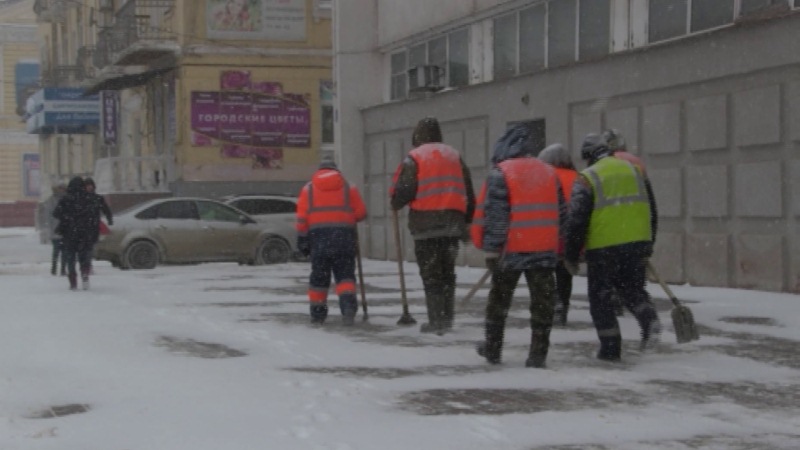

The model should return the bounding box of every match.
[0,0,39,225]
[32,0,332,208]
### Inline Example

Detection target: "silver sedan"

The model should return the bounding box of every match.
[94,197,296,270]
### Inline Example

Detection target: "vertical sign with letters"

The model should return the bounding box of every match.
[101,91,120,146]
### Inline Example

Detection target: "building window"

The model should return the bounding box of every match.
[390,51,407,100]
[448,28,470,87]
[691,0,734,32]
[648,0,688,43]
[740,0,784,14]
[548,0,577,67]
[493,13,517,80]
[579,0,610,60]
[519,4,546,74]
[394,27,471,98]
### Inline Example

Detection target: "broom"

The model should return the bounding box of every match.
[647,261,700,343]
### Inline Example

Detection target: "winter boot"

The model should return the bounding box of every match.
[340,296,357,326]
[596,335,622,362]
[640,318,662,351]
[525,329,551,368]
[68,273,78,291]
[420,293,446,335]
[310,303,328,325]
[441,284,455,332]
[476,321,505,364]
[553,303,569,327]
[81,270,90,290]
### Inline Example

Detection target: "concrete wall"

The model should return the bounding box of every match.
[345,12,800,293]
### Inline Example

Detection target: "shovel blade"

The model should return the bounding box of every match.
[671,304,700,343]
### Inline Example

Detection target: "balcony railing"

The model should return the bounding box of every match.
[41,65,84,87]
[95,156,172,193]
[33,0,67,23]
[114,0,177,65]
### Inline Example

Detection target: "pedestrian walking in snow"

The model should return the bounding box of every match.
[84,177,113,274]
[390,117,476,335]
[538,143,579,326]
[471,124,566,368]
[564,134,661,361]
[603,128,650,317]
[52,177,99,290]
[296,156,367,325]
[41,183,68,276]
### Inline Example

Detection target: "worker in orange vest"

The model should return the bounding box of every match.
[390,117,476,335]
[471,124,567,368]
[296,156,367,325]
[538,143,579,326]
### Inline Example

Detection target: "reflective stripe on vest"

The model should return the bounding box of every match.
[470,159,559,253]
[407,143,467,212]
[583,157,651,250]
[470,182,488,249]
[305,181,357,230]
[497,158,559,253]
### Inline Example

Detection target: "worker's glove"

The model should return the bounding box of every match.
[564,260,580,276]
[485,252,500,272]
[297,236,310,257]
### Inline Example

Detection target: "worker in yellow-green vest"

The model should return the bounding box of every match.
[563,133,661,362]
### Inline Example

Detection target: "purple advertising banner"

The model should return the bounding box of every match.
[101,91,119,146]
[190,89,311,148]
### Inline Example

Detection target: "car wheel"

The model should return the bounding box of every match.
[124,240,159,270]
[256,237,291,265]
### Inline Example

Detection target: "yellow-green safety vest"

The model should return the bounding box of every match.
[582,157,652,250]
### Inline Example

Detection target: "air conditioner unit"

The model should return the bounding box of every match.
[408,65,445,93]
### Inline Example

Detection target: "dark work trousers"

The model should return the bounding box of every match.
[308,229,358,321]
[554,262,573,308]
[51,238,66,275]
[485,267,556,358]
[413,237,460,328]
[586,253,659,358]
[63,242,93,289]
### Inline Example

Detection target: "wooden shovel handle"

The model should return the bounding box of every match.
[646,260,682,308]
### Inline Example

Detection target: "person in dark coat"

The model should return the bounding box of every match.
[296,156,367,325]
[53,177,98,290]
[564,134,661,361]
[41,183,68,276]
[390,117,476,335]
[472,125,567,368]
[84,177,113,274]
[538,143,579,326]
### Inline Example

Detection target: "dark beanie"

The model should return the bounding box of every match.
[319,154,338,170]
[412,117,442,147]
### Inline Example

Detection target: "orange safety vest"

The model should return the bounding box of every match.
[406,143,467,213]
[296,171,366,236]
[554,167,579,203]
[471,158,559,253]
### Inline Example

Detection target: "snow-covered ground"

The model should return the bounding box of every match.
[1,227,799,450]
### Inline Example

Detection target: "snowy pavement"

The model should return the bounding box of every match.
[1,227,799,449]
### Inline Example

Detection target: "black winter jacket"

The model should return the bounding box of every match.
[53,177,99,251]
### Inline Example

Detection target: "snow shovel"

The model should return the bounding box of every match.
[647,261,700,343]
[392,209,416,326]
[459,269,491,307]
[355,230,368,322]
